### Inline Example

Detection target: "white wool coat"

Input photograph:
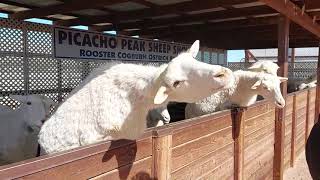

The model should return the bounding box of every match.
[39,63,167,154]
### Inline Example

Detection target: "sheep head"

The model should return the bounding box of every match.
[248,61,279,76]
[251,75,288,108]
[9,95,57,131]
[154,40,234,104]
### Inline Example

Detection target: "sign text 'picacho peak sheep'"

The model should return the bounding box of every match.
[54,27,190,61]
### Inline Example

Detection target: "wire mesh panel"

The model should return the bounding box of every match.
[28,57,59,91]
[225,62,254,71]
[61,59,83,89]
[0,27,24,53]
[27,31,52,55]
[0,55,25,94]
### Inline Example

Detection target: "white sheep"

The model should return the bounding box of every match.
[185,70,287,119]
[39,40,234,154]
[298,81,317,90]
[298,74,317,90]
[147,60,281,124]
[247,60,279,76]
[0,95,56,165]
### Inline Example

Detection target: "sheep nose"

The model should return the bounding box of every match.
[276,99,285,108]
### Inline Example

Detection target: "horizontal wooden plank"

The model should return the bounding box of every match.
[296,112,307,125]
[284,132,292,147]
[285,119,292,134]
[244,102,272,120]
[296,106,307,117]
[244,120,274,147]
[284,145,291,167]
[90,156,152,180]
[244,110,275,136]
[295,141,305,157]
[296,91,308,100]
[296,143,305,157]
[172,126,233,172]
[285,106,293,116]
[244,147,273,179]
[286,95,293,105]
[296,100,307,110]
[296,121,306,137]
[244,133,274,166]
[309,88,316,98]
[199,157,234,180]
[285,113,292,125]
[172,113,232,147]
[171,143,233,179]
[247,158,273,180]
[15,138,152,180]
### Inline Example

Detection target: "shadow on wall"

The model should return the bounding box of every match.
[102,139,137,180]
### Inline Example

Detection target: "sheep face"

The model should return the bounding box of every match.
[154,40,234,104]
[9,95,56,130]
[251,75,287,108]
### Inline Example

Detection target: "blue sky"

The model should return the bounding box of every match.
[227,50,244,62]
[0,12,242,62]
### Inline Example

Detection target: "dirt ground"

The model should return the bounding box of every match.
[284,151,312,180]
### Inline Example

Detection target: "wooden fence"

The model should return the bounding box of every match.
[0,87,316,180]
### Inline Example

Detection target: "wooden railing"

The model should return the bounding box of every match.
[0,87,316,180]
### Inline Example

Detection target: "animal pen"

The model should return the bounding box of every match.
[1,0,320,180]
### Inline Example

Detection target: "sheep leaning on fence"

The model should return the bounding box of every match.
[185,70,288,119]
[147,60,281,125]
[38,40,235,154]
[0,95,56,165]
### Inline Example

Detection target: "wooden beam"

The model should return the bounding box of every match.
[274,15,289,180]
[315,43,320,124]
[10,0,127,20]
[103,6,275,31]
[55,0,255,26]
[259,0,320,38]
[126,16,279,36]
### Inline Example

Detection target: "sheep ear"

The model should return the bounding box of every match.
[187,40,200,58]
[251,80,262,90]
[278,76,288,82]
[154,86,169,105]
[247,63,261,70]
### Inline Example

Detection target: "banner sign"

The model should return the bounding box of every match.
[54,27,190,61]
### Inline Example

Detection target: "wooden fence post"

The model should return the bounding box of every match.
[290,94,297,167]
[315,44,320,123]
[274,15,290,180]
[152,130,172,180]
[306,90,311,142]
[233,108,245,180]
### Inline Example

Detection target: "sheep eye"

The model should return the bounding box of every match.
[173,81,182,88]
[26,102,32,105]
[214,73,224,78]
